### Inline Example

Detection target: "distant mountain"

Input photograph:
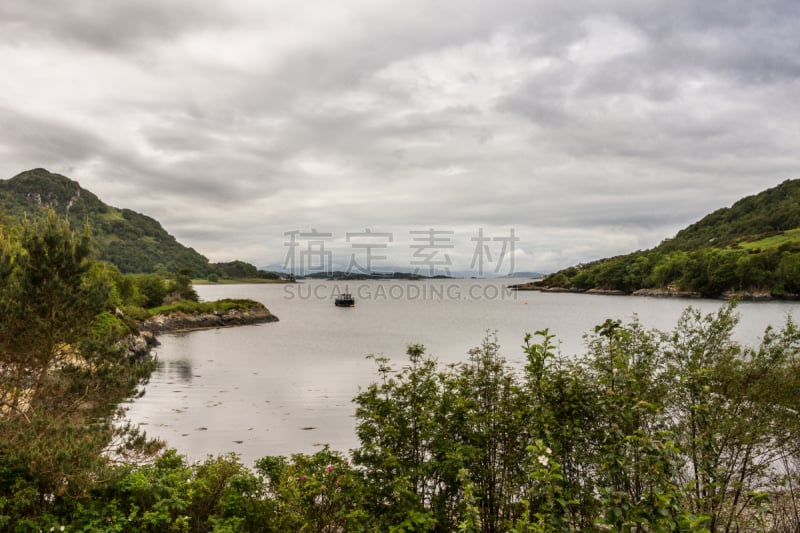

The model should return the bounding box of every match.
[533,179,800,298]
[260,263,290,273]
[302,270,445,280]
[503,271,546,279]
[0,168,210,274]
[260,263,540,279]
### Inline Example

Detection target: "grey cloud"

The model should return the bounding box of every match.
[0,106,106,170]
[0,0,232,52]
[620,2,800,86]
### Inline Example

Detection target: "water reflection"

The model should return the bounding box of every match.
[159,359,194,383]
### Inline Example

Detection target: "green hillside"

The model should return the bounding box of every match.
[534,178,800,298]
[660,178,800,251]
[0,168,211,274]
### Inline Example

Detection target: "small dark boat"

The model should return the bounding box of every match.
[335,293,355,307]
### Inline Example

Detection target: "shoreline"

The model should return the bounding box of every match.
[140,305,278,333]
[124,303,279,360]
[509,283,795,301]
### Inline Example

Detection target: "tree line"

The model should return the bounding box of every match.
[542,244,800,297]
[539,178,800,297]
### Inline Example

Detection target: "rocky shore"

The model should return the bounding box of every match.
[123,304,278,360]
[124,330,160,361]
[631,288,702,298]
[510,284,790,301]
[139,306,278,333]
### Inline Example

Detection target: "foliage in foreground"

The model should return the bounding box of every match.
[348,308,800,532]
[0,212,159,531]
[6,304,800,530]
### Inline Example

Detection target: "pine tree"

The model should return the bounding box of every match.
[0,211,156,525]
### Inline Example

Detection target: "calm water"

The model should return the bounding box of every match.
[125,280,800,465]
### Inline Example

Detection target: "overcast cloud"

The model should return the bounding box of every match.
[1,0,798,274]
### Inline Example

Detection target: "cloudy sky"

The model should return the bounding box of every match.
[0,0,798,274]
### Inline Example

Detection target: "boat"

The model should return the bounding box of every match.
[334,293,355,307]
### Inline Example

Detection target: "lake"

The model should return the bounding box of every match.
[124,279,800,466]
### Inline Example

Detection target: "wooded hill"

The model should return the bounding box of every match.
[535,178,800,297]
[0,168,269,278]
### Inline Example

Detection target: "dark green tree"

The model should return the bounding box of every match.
[352,346,443,530]
[168,268,199,302]
[664,306,800,531]
[129,273,169,308]
[0,211,156,528]
[449,335,530,532]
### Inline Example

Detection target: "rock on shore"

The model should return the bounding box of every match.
[124,330,160,361]
[121,304,278,360]
[631,288,702,298]
[139,306,279,334]
[509,284,785,301]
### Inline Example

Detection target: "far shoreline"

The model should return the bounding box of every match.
[509,282,798,302]
[192,278,294,285]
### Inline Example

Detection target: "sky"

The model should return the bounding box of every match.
[0,0,798,275]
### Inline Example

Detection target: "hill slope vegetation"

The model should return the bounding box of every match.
[0,168,210,274]
[0,168,275,278]
[535,178,800,297]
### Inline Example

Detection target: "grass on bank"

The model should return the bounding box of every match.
[148,298,265,316]
[738,227,800,250]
